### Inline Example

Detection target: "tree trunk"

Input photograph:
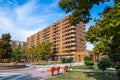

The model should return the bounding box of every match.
[45,58,48,63]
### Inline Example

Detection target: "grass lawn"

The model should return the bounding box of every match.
[70,65,115,70]
[46,71,119,80]
[71,65,98,70]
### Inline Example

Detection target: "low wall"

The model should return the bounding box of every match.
[0,63,26,70]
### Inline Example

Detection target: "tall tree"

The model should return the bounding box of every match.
[87,2,120,56]
[29,46,38,60]
[0,33,12,59]
[12,45,25,61]
[36,41,53,62]
[58,0,119,25]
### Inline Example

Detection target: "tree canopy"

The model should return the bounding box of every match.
[87,2,120,55]
[27,41,53,61]
[0,33,12,59]
[36,41,53,61]
[12,45,26,61]
[59,0,119,25]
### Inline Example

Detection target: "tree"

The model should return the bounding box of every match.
[12,45,25,61]
[86,26,100,44]
[87,2,120,56]
[58,0,119,25]
[29,46,38,61]
[0,33,12,59]
[93,42,110,55]
[36,41,53,62]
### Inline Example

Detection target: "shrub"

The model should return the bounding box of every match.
[112,63,120,71]
[84,56,92,61]
[98,58,113,71]
[61,57,73,63]
[61,58,67,63]
[112,63,120,79]
[84,56,94,67]
[67,57,73,63]
[85,61,94,66]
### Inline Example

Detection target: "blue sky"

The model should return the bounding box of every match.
[0,0,114,51]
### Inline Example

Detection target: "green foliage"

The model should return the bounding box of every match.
[67,57,73,63]
[28,41,53,61]
[0,33,12,59]
[87,2,120,56]
[87,66,95,69]
[61,57,73,63]
[112,63,120,79]
[93,42,104,54]
[112,63,120,71]
[12,45,25,61]
[85,61,94,66]
[61,58,67,63]
[36,41,53,60]
[87,26,100,44]
[84,56,94,66]
[84,56,92,61]
[46,71,118,80]
[93,42,111,55]
[98,58,113,71]
[29,46,38,59]
[71,65,98,70]
[58,0,119,25]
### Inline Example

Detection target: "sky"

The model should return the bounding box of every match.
[0,0,114,51]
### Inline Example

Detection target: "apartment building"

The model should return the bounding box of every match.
[10,40,26,48]
[27,16,87,61]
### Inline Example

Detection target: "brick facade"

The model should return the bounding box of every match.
[27,16,87,61]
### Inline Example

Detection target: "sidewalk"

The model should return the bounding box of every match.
[0,62,84,80]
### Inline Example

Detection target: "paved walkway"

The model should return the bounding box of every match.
[0,62,84,80]
[0,67,49,80]
[1,62,116,80]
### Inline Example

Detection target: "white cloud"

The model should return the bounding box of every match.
[0,0,66,41]
[0,0,93,51]
[15,0,35,21]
